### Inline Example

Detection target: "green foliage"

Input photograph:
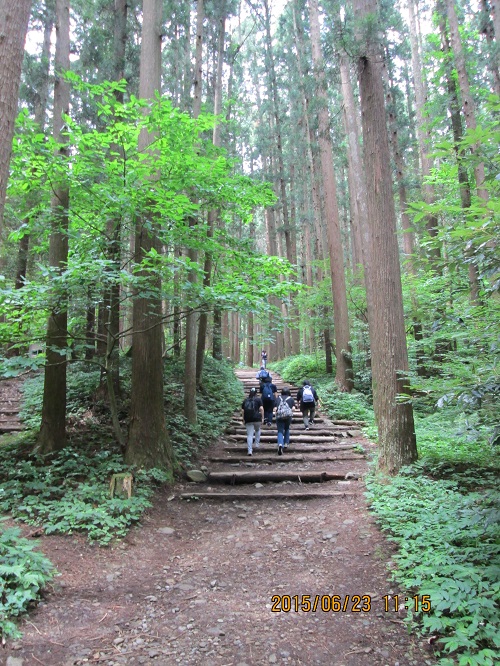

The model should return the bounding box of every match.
[415,408,496,470]
[366,469,500,665]
[2,76,299,380]
[20,363,101,429]
[0,437,163,545]
[163,355,243,466]
[272,353,330,385]
[319,383,374,422]
[0,526,54,638]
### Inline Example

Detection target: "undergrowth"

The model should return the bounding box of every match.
[0,526,54,638]
[0,434,167,545]
[162,354,243,466]
[366,406,500,666]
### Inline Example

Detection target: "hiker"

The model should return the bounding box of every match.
[241,387,264,456]
[261,350,268,368]
[274,386,295,456]
[296,380,320,430]
[256,365,270,382]
[259,374,278,426]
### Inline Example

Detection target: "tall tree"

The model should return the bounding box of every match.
[407,0,441,266]
[15,0,54,294]
[438,6,482,304]
[308,0,353,391]
[444,0,489,202]
[126,0,173,468]
[38,0,70,454]
[0,0,32,225]
[352,0,417,473]
[183,0,204,424]
[196,4,226,386]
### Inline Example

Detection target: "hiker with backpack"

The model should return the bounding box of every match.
[297,380,320,430]
[259,374,277,426]
[274,386,295,456]
[256,365,270,382]
[241,387,264,456]
[261,350,268,368]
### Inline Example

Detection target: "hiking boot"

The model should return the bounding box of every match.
[305,427,310,431]
[278,445,283,456]
[248,451,252,456]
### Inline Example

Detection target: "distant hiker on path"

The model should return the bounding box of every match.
[259,374,277,426]
[261,350,268,368]
[241,387,263,456]
[274,387,295,456]
[297,380,320,431]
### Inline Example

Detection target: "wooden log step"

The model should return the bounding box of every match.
[206,470,352,484]
[0,408,21,415]
[0,424,25,432]
[332,420,367,426]
[228,428,345,436]
[223,444,359,452]
[230,419,327,426]
[228,435,342,443]
[208,454,365,463]
[180,490,358,501]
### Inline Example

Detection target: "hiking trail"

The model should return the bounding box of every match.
[2,369,436,666]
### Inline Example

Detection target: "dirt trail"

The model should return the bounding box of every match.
[2,370,436,666]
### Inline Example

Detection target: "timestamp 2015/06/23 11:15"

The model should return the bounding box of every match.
[270,594,432,613]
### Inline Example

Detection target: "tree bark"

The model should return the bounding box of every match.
[407,0,441,266]
[15,2,53,300]
[38,0,70,454]
[352,0,417,474]
[438,9,482,305]
[492,0,500,54]
[445,0,489,202]
[308,0,353,391]
[339,55,370,280]
[0,0,32,225]
[479,0,500,95]
[126,0,173,469]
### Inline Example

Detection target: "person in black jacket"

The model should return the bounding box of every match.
[241,387,264,456]
[259,375,277,426]
[296,380,320,430]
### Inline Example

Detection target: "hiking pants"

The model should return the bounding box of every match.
[277,418,292,446]
[262,399,275,425]
[301,404,315,428]
[245,421,262,453]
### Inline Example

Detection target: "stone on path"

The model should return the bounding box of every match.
[157,527,175,535]
[187,469,208,482]
[6,658,24,666]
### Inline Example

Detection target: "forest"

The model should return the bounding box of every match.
[0,0,498,664]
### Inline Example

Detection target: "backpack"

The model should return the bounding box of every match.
[243,397,258,422]
[276,396,293,419]
[257,369,270,380]
[302,385,314,403]
[262,383,274,401]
